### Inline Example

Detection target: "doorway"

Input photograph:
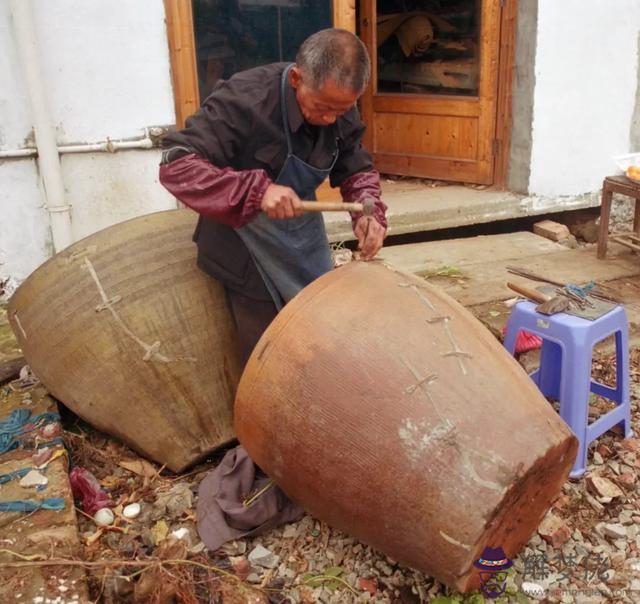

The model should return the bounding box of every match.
[358,0,504,185]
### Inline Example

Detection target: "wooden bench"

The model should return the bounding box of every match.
[597,175,640,258]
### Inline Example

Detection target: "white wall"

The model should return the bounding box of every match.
[0,0,177,283]
[528,0,640,197]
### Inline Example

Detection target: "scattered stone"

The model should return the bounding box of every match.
[171,527,190,541]
[603,523,627,540]
[620,510,635,525]
[220,540,247,556]
[533,220,571,242]
[621,438,640,453]
[587,475,624,500]
[616,473,637,490]
[248,544,279,569]
[230,556,250,580]
[189,541,206,554]
[596,443,614,461]
[19,469,48,488]
[584,494,604,513]
[592,451,604,465]
[246,572,262,583]
[530,533,542,547]
[538,512,571,548]
[559,234,579,249]
[282,524,298,539]
[358,577,377,595]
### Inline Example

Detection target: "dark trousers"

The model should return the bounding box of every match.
[225,287,278,367]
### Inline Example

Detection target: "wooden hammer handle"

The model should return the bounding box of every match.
[299,201,364,213]
[507,282,551,304]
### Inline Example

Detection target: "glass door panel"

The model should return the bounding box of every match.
[192,0,333,103]
[376,0,480,96]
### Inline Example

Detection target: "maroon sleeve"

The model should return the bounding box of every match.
[339,169,388,230]
[159,153,271,228]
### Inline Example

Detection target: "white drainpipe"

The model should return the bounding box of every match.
[10,0,73,253]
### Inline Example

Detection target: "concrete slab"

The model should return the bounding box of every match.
[377,233,640,307]
[377,231,565,276]
[322,180,600,243]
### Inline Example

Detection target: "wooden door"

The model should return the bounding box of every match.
[359,0,502,185]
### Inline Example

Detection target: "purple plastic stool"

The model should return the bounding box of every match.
[504,301,631,479]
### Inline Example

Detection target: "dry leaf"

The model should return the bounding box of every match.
[151,520,169,545]
[118,458,158,478]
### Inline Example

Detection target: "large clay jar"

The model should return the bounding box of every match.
[235,261,578,591]
[9,210,241,472]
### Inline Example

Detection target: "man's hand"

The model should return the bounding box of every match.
[354,216,386,260]
[261,184,304,219]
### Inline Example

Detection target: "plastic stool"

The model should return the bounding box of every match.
[504,301,631,479]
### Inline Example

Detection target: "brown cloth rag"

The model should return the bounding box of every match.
[197,445,304,551]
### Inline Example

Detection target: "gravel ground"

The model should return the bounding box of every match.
[60,346,640,604]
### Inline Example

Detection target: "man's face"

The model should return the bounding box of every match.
[289,66,360,126]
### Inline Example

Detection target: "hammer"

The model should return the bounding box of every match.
[507,282,571,315]
[299,199,375,216]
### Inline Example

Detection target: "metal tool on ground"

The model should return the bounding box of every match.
[506,265,618,304]
[298,199,375,215]
[507,281,571,315]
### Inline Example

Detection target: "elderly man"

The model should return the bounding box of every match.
[160,28,387,364]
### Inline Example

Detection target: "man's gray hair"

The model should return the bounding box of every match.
[296,28,371,94]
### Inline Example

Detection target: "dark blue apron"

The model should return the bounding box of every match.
[236,64,338,309]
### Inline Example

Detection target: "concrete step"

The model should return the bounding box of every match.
[322,180,599,243]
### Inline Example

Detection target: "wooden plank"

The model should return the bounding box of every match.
[163,0,200,127]
[373,153,491,184]
[333,0,356,31]
[373,94,480,117]
[374,113,478,159]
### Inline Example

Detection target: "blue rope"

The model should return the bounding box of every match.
[0,498,65,512]
[0,467,33,485]
[0,408,31,433]
[0,409,61,454]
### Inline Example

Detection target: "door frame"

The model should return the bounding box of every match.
[162,0,513,188]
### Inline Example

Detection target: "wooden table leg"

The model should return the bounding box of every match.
[634,196,640,236]
[597,183,613,259]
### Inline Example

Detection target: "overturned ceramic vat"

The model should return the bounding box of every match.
[235,261,578,591]
[9,209,241,472]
